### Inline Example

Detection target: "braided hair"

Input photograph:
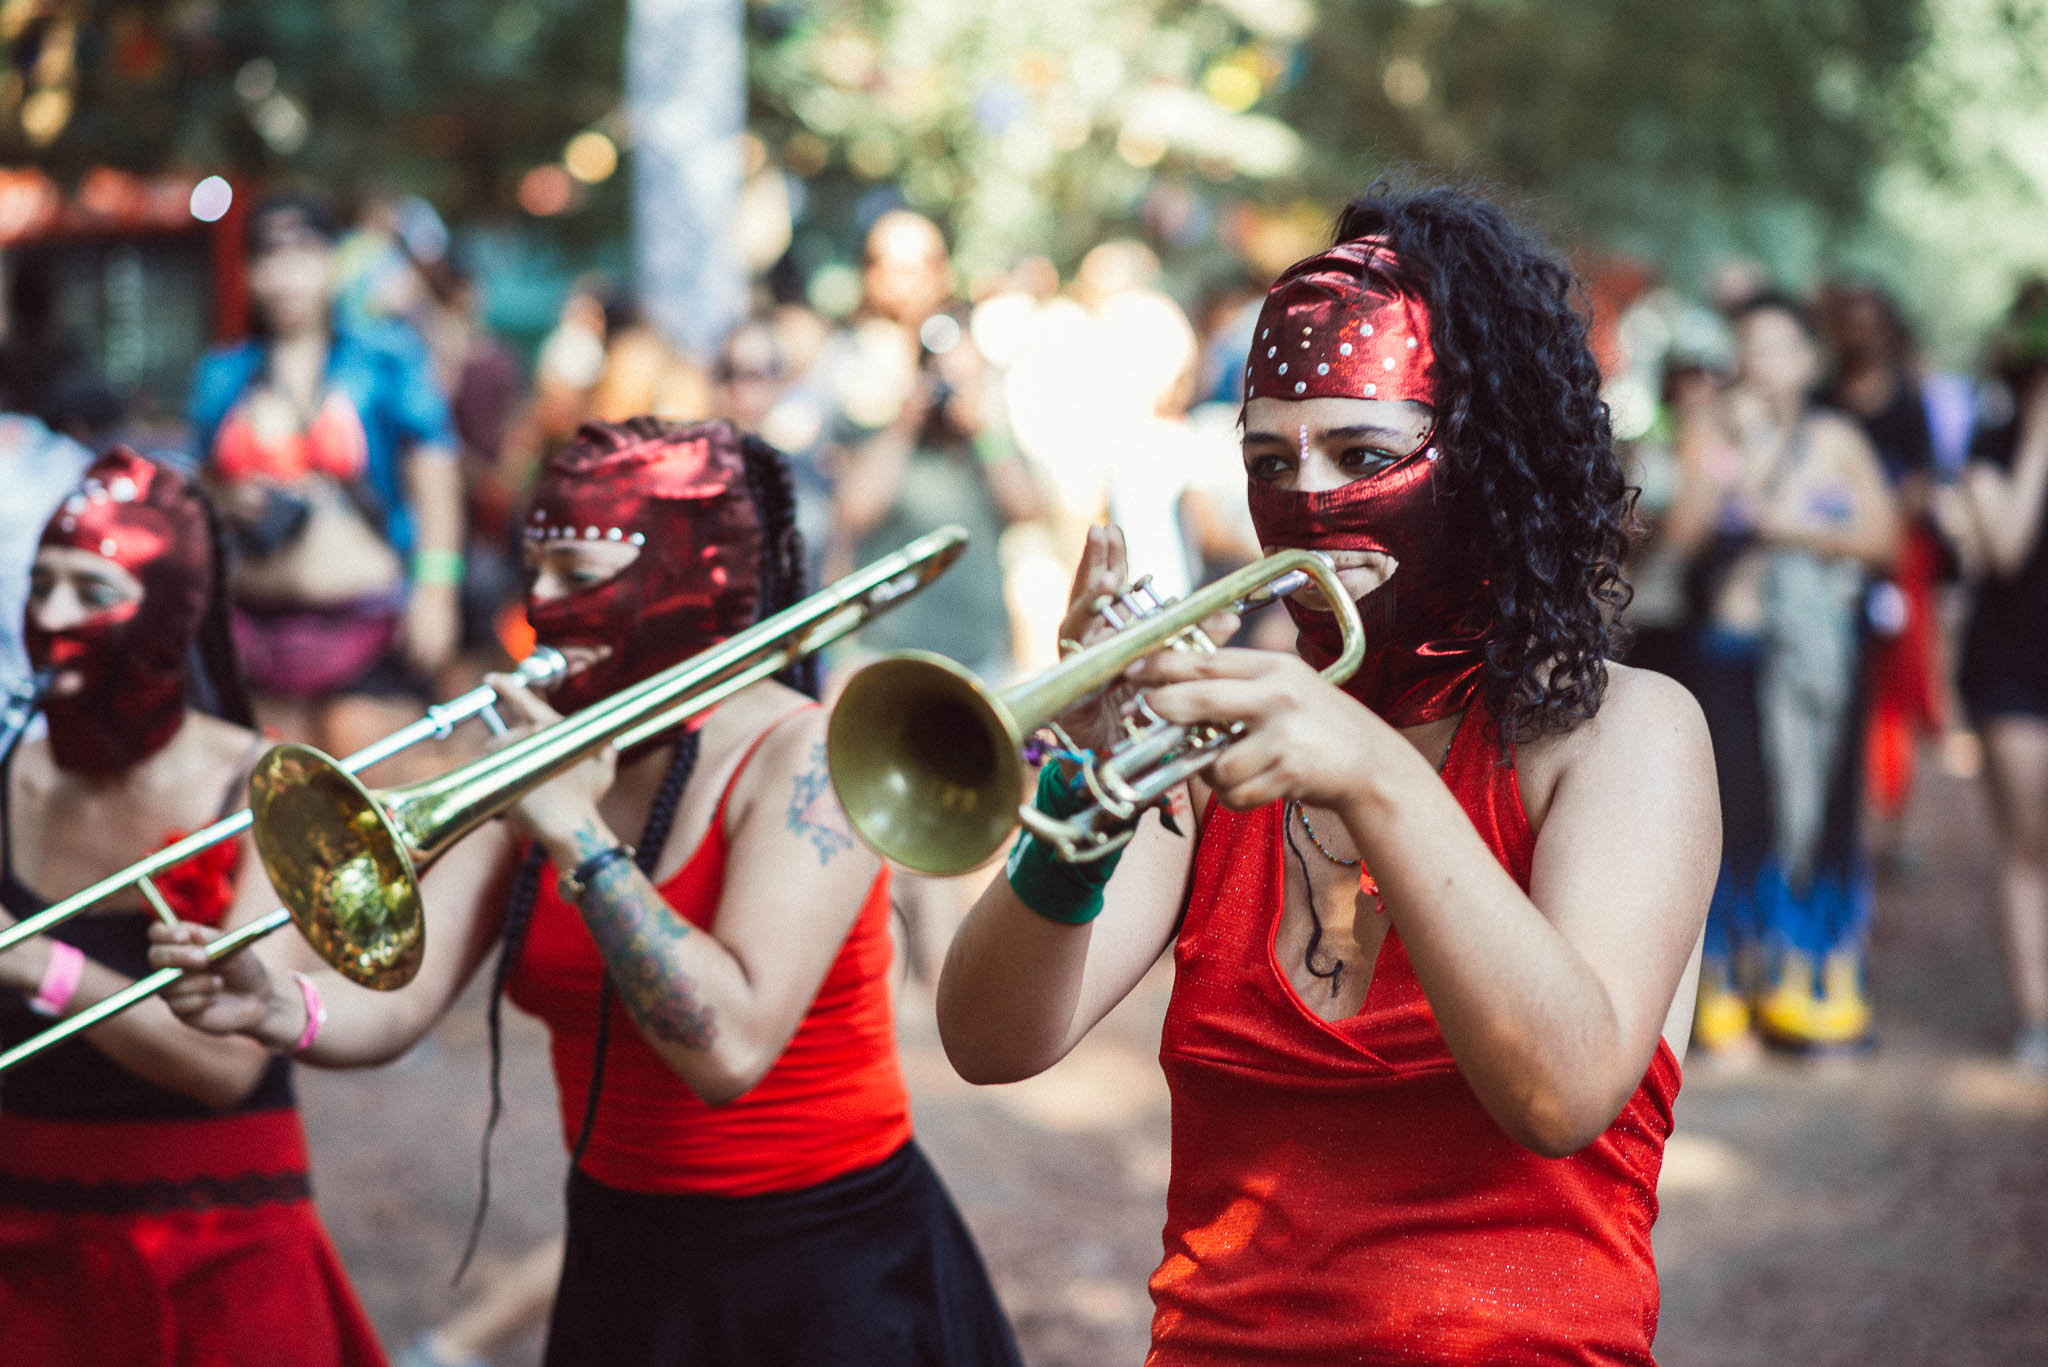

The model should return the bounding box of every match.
[457,427,818,1279]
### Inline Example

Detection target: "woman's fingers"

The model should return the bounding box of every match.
[1129,645,1287,685]
[487,672,562,729]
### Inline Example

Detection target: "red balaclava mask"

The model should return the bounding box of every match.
[26,448,211,775]
[1242,238,1490,727]
[523,418,764,716]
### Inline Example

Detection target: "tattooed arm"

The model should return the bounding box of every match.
[527,704,883,1105]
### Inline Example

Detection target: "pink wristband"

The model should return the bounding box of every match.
[27,941,84,1019]
[284,971,326,1057]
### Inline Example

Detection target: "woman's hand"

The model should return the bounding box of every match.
[487,670,615,847]
[1055,525,1239,757]
[147,921,288,1040]
[1127,647,1382,812]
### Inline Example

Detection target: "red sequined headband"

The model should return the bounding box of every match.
[1243,238,1437,409]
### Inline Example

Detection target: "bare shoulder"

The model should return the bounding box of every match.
[1810,409,1881,469]
[709,679,830,816]
[183,713,265,771]
[1513,664,1712,834]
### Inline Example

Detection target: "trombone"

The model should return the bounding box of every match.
[0,649,567,1075]
[0,649,569,960]
[826,548,1366,876]
[0,524,967,1072]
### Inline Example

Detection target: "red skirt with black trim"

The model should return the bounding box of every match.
[0,1107,388,1367]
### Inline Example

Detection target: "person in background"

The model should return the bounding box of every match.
[710,315,832,590]
[1664,291,1900,1055]
[820,209,1040,680]
[1938,280,2048,1073]
[0,412,92,693]
[0,449,384,1367]
[187,194,464,763]
[419,256,528,687]
[1819,281,1951,875]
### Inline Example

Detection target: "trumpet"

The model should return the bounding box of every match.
[827,548,1365,876]
[0,649,568,961]
[0,526,967,1073]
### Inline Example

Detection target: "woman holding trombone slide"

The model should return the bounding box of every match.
[152,418,1020,1367]
[0,447,386,1366]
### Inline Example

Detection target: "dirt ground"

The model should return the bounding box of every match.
[298,761,2048,1366]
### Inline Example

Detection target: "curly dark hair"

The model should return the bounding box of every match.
[1332,185,1632,743]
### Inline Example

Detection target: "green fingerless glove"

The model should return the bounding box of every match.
[1005,762,1126,925]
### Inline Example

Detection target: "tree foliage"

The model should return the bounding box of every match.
[5,0,626,226]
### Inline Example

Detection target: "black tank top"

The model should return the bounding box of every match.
[0,745,293,1121]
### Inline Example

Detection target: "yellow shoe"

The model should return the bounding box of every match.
[1692,965,1753,1053]
[1803,950,1874,1048]
[1754,949,1819,1045]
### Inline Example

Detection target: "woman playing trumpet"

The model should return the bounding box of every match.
[153,418,1020,1367]
[0,448,385,1366]
[938,187,1720,1365]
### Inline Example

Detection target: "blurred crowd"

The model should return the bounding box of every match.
[5,193,2048,1081]
[6,185,2048,1367]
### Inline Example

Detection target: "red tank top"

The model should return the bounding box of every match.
[1149,709,1681,1365]
[504,717,912,1196]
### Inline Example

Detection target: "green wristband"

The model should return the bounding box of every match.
[1004,763,1124,925]
[412,547,467,587]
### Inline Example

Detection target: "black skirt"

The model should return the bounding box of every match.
[544,1140,1021,1367]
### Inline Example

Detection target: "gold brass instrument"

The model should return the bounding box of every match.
[245,523,969,991]
[0,650,569,961]
[827,549,1366,876]
[0,649,568,1075]
[0,526,967,1072]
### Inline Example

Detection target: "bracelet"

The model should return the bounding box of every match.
[559,843,636,903]
[411,547,467,587]
[283,971,326,1057]
[1004,764,1124,926]
[26,941,84,1019]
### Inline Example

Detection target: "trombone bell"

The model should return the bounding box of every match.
[827,652,1026,877]
[250,744,425,990]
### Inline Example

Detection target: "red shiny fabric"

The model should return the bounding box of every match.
[147,827,242,926]
[0,1109,388,1367]
[523,418,764,715]
[1149,708,1680,1365]
[1243,239,1439,409]
[28,449,210,774]
[1246,467,1490,728]
[504,715,912,1196]
[1241,240,1488,726]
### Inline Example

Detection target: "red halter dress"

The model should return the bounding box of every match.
[1148,709,1681,1365]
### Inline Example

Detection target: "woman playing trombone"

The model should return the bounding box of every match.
[0,448,385,1366]
[938,187,1720,1365]
[153,418,1020,1367]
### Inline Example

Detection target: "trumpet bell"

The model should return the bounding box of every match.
[249,743,425,990]
[828,651,1025,876]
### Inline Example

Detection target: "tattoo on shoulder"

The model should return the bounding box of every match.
[786,743,855,865]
